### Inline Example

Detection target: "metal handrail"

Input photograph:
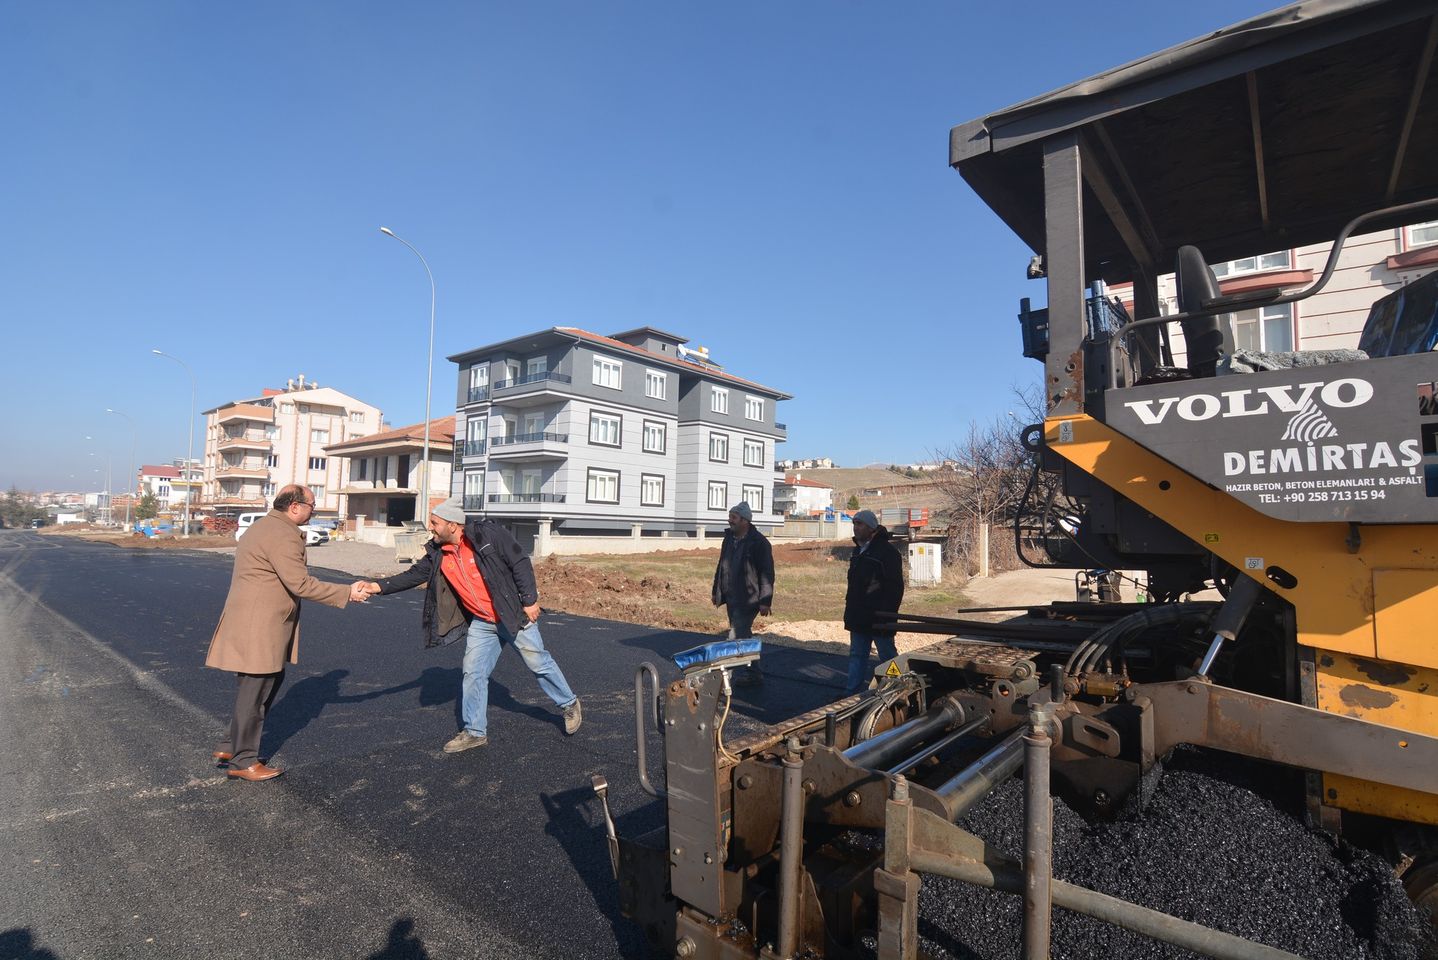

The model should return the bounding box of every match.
[486,493,566,503]
[634,662,665,798]
[467,386,489,403]
[1110,197,1438,384]
[492,371,573,391]
[490,431,568,446]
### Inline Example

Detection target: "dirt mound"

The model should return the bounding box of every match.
[533,555,720,632]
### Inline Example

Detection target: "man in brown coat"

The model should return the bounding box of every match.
[205,484,368,781]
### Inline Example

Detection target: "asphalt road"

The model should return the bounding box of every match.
[0,530,849,960]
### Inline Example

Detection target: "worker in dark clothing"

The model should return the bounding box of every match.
[711,501,773,684]
[843,509,905,695]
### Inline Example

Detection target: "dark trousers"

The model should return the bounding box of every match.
[218,671,285,768]
[726,603,759,640]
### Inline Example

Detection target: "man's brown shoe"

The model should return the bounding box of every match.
[227,762,283,782]
[213,751,233,762]
[442,731,488,754]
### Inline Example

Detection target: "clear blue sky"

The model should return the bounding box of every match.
[1,0,1276,492]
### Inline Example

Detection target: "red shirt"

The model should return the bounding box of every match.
[439,535,495,622]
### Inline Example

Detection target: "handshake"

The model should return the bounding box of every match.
[349,580,383,603]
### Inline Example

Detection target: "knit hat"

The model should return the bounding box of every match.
[852,509,879,530]
[431,496,467,524]
[729,501,753,521]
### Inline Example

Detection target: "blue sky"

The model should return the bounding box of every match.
[1,0,1276,492]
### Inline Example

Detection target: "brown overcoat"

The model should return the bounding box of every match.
[204,509,349,674]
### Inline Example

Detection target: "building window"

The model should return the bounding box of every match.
[308,484,324,502]
[467,418,487,443]
[280,402,295,414]
[745,396,763,421]
[265,425,280,440]
[1211,250,1290,278]
[1226,303,1295,353]
[311,429,329,444]
[470,365,489,389]
[262,482,276,497]
[357,459,368,480]
[640,474,665,506]
[464,471,485,498]
[589,411,622,447]
[742,484,764,512]
[308,457,327,471]
[709,432,729,463]
[645,370,667,400]
[266,454,279,467]
[593,357,622,389]
[526,356,548,378]
[1408,221,1438,248]
[707,481,728,510]
[642,420,666,454]
[587,468,620,504]
[349,411,364,424]
[711,387,729,414]
[743,438,764,467]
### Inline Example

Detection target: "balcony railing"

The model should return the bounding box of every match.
[463,439,487,455]
[467,385,489,404]
[216,464,268,478]
[775,421,787,430]
[490,432,568,447]
[487,493,566,504]
[491,371,573,391]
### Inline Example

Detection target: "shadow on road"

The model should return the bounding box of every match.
[364,919,430,960]
[263,667,462,757]
[0,929,60,959]
[540,786,650,956]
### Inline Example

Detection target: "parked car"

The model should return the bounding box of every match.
[30,518,45,528]
[234,511,328,547]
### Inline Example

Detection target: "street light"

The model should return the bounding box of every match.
[152,349,197,537]
[380,226,437,523]
[106,408,137,529]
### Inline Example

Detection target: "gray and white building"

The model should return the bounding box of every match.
[448,327,790,550]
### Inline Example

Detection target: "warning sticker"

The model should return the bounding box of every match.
[885,661,902,677]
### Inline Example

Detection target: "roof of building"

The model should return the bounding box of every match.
[324,416,455,454]
[607,326,690,345]
[139,465,180,478]
[447,326,793,399]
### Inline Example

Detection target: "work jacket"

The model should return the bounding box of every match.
[711,526,774,611]
[375,517,538,647]
[843,526,904,636]
[205,510,350,674]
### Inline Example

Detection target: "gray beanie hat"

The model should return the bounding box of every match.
[852,509,879,529]
[431,496,467,524]
[729,501,753,521]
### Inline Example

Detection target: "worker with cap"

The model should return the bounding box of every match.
[843,509,905,695]
[711,500,774,684]
[358,497,581,753]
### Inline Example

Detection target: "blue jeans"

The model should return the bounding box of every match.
[461,618,577,737]
[846,631,898,695]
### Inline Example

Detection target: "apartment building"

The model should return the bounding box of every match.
[135,459,202,511]
[201,375,382,518]
[449,327,790,545]
[1110,219,1438,360]
[325,416,454,527]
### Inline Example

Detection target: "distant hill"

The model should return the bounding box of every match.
[788,467,946,514]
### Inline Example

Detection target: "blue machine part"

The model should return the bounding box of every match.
[671,639,763,672]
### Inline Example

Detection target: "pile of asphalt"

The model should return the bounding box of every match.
[911,747,1433,960]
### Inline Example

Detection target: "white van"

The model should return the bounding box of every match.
[235,511,329,547]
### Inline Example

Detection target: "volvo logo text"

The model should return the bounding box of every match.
[1123,378,1374,425]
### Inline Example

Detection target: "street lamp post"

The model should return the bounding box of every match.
[379,226,437,523]
[152,349,197,537]
[106,408,137,529]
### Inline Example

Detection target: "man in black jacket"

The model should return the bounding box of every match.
[843,510,904,695]
[711,501,773,683]
[360,498,580,753]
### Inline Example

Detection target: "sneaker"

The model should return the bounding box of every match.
[562,699,583,735]
[442,731,488,754]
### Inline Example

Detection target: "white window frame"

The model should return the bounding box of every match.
[589,411,622,447]
[1407,221,1438,248]
[266,454,280,467]
[464,471,485,498]
[711,387,729,414]
[1226,303,1295,353]
[1210,250,1290,278]
[265,425,280,440]
[279,402,295,414]
[645,369,667,400]
[744,396,763,421]
[308,457,327,471]
[261,482,276,497]
[526,356,548,378]
[743,438,764,467]
[707,480,728,510]
[742,484,765,512]
[467,418,487,442]
[308,484,324,502]
[586,468,620,504]
[349,411,364,424]
[470,364,489,389]
[593,357,623,390]
[642,419,666,454]
[709,431,729,463]
[310,429,329,444]
[640,473,665,507]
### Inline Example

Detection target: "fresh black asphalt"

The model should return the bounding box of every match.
[0,530,848,959]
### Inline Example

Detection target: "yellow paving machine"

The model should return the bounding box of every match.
[594,1,1438,956]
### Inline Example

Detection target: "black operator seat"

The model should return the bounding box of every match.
[1174,245,1233,379]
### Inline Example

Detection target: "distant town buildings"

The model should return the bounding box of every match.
[778,457,833,471]
[774,474,834,517]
